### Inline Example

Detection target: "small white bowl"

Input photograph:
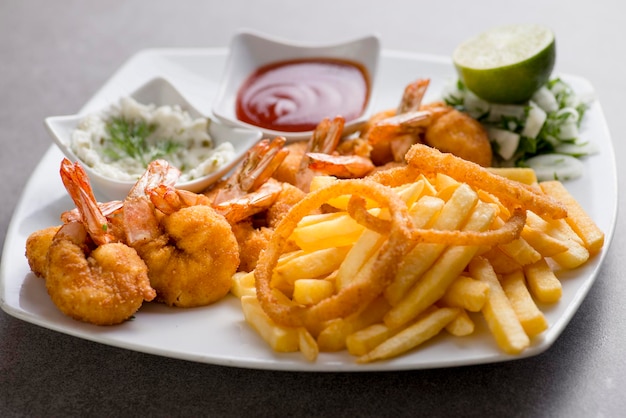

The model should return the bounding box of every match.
[212,30,380,141]
[45,77,262,201]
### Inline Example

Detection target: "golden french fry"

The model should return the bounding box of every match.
[481,246,522,274]
[394,178,430,207]
[298,328,319,362]
[435,172,460,191]
[292,279,335,305]
[523,259,562,303]
[274,246,350,286]
[469,257,530,354]
[291,213,364,251]
[440,275,490,312]
[241,296,299,352]
[385,184,478,305]
[540,180,604,254]
[445,308,475,336]
[521,224,569,257]
[309,175,378,210]
[493,217,542,266]
[317,296,391,352]
[384,201,497,329]
[525,211,589,269]
[231,271,256,299]
[336,229,386,290]
[346,324,395,357]
[487,167,538,185]
[358,307,460,363]
[500,270,548,337]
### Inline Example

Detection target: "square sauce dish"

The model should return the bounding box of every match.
[45,77,263,201]
[212,30,380,141]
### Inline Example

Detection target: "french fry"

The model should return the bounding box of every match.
[298,328,319,362]
[435,173,460,191]
[540,180,604,254]
[481,246,522,274]
[346,324,396,357]
[350,306,442,358]
[273,246,350,288]
[445,308,475,337]
[310,175,377,210]
[385,184,478,305]
[291,212,364,251]
[523,259,562,303]
[487,167,538,185]
[469,257,530,354]
[493,217,542,266]
[358,307,460,363]
[394,178,430,207]
[336,229,386,290]
[440,275,490,312]
[317,296,390,352]
[500,270,548,337]
[525,211,589,269]
[521,223,569,257]
[292,279,335,305]
[241,296,299,352]
[231,271,256,298]
[384,201,497,329]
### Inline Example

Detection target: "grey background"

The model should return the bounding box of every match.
[1,1,624,416]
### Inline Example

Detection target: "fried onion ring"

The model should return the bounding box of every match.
[346,195,392,235]
[254,179,415,328]
[404,144,567,220]
[410,207,526,246]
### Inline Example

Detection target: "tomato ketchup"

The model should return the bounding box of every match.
[236,58,370,132]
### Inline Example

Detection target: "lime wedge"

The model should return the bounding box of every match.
[453,24,556,104]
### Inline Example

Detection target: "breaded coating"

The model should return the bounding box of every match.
[25,225,60,278]
[131,205,239,307]
[232,221,273,273]
[272,141,307,186]
[424,109,492,167]
[46,228,154,326]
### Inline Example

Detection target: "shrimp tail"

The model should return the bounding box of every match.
[214,137,289,204]
[59,158,116,246]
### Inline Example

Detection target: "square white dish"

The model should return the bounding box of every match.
[0,47,618,372]
[212,30,380,141]
[45,76,262,201]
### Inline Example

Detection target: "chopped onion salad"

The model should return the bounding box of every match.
[443,78,595,181]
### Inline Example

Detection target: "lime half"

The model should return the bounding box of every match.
[453,24,556,104]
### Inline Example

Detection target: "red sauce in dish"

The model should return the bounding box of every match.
[235,58,370,132]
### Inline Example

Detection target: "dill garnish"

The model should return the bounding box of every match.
[103,117,181,168]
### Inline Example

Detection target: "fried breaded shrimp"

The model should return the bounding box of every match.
[47,223,155,325]
[44,159,154,325]
[364,79,493,167]
[272,140,308,186]
[299,116,345,190]
[25,225,60,278]
[207,137,288,224]
[274,116,375,189]
[423,107,492,167]
[231,221,274,272]
[265,182,307,228]
[125,160,239,307]
[127,204,239,307]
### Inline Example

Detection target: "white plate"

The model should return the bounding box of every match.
[0,48,618,372]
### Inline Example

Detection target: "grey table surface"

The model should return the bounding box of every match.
[1,0,625,416]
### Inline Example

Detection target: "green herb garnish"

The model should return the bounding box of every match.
[103,117,181,167]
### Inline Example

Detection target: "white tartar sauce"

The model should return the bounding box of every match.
[70,97,236,182]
